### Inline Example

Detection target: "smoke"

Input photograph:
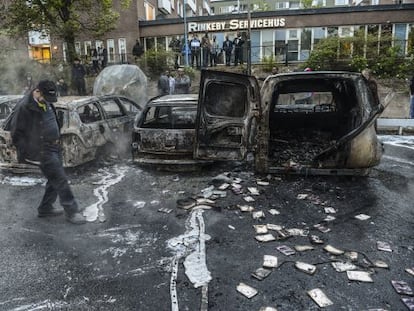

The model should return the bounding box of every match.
[0,35,60,95]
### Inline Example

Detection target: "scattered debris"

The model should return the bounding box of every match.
[218,183,230,190]
[297,194,309,200]
[263,255,278,268]
[295,261,317,275]
[192,205,213,210]
[255,234,276,242]
[314,223,331,233]
[346,271,373,282]
[248,187,260,195]
[391,280,413,296]
[259,307,278,311]
[228,225,235,230]
[406,268,414,277]
[324,215,336,222]
[252,267,272,280]
[287,228,308,236]
[402,297,414,310]
[212,190,227,198]
[294,245,315,252]
[309,235,324,245]
[176,198,197,210]
[158,207,173,214]
[275,229,291,240]
[256,181,270,186]
[252,211,265,220]
[355,214,371,221]
[324,245,344,255]
[268,209,280,215]
[377,241,392,252]
[324,207,337,214]
[307,288,334,308]
[267,224,283,231]
[196,198,215,205]
[276,245,296,256]
[244,196,256,202]
[254,225,268,234]
[331,261,358,272]
[236,283,258,299]
[344,251,359,261]
[238,204,254,212]
[373,260,389,269]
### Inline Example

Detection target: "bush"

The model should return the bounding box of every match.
[261,55,277,72]
[141,47,174,77]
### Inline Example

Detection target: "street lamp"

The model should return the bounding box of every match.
[247,0,252,75]
[183,0,189,66]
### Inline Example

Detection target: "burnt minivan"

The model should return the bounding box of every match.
[194,70,385,175]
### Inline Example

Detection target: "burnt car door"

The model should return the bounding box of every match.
[194,70,261,161]
[99,97,140,154]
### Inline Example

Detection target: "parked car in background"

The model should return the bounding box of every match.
[0,95,141,172]
[194,70,385,175]
[132,94,211,169]
[0,95,23,125]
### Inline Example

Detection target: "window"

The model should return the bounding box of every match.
[144,2,155,20]
[205,82,246,118]
[101,100,124,118]
[118,38,127,63]
[335,0,348,5]
[107,39,115,63]
[276,2,289,9]
[77,103,102,124]
[75,42,81,56]
[262,30,274,59]
[119,98,140,116]
[84,41,92,58]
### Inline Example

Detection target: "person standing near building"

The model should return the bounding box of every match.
[10,80,86,224]
[168,71,176,95]
[190,34,201,69]
[210,35,219,67]
[71,58,87,95]
[169,36,182,69]
[201,32,211,68]
[132,40,144,61]
[174,68,191,94]
[158,70,170,96]
[233,32,245,66]
[56,78,69,96]
[222,36,233,66]
[409,74,414,118]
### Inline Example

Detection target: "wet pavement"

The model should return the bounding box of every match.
[0,137,413,311]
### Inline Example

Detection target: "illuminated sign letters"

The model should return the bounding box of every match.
[188,18,286,33]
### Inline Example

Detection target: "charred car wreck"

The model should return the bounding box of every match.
[195,70,385,175]
[0,95,141,172]
[133,71,385,176]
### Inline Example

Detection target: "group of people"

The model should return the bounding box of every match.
[91,46,108,74]
[169,32,246,69]
[158,68,191,95]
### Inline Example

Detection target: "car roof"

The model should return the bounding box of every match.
[147,94,198,107]
[53,95,136,109]
[0,95,24,104]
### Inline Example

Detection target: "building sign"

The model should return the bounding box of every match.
[188,18,286,33]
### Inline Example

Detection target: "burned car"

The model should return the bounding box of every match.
[0,95,23,125]
[0,95,141,171]
[132,94,211,168]
[194,70,385,175]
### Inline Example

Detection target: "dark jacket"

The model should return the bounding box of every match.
[72,63,86,81]
[410,75,414,95]
[10,93,60,162]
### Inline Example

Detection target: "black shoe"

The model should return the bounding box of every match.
[66,212,87,224]
[38,206,64,217]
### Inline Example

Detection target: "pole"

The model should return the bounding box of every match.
[183,0,189,67]
[247,0,252,75]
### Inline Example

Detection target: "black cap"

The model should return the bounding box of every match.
[37,80,58,103]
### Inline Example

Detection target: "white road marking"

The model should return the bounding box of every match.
[0,176,44,186]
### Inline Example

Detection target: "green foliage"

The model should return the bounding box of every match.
[141,48,175,77]
[2,0,131,63]
[304,37,338,70]
[349,56,368,72]
[261,55,277,72]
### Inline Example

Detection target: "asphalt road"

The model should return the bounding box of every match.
[0,137,413,311]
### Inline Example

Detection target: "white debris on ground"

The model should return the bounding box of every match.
[165,171,410,309]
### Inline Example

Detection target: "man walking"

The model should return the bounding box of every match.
[71,58,87,95]
[10,80,86,224]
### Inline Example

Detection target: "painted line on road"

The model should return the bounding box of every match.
[382,155,414,166]
[83,165,128,222]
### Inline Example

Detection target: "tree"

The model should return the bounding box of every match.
[1,0,131,63]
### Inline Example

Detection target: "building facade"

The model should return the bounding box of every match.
[139,4,414,65]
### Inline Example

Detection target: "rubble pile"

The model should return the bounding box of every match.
[269,129,334,166]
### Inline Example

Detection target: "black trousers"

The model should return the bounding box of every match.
[38,145,79,214]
